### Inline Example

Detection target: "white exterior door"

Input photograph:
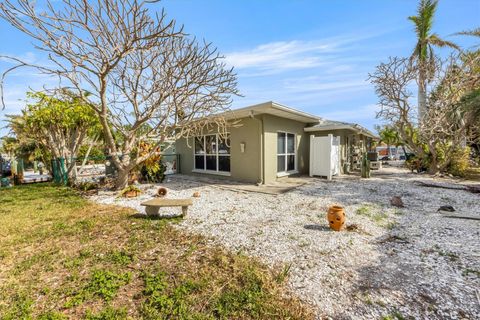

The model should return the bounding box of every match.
[309,134,341,180]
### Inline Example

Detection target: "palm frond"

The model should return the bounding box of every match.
[455,27,480,37]
[428,34,460,50]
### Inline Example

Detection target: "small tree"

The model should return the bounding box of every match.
[0,0,239,189]
[370,54,480,174]
[8,90,99,182]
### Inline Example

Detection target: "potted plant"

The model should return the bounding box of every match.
[120,185,141,198]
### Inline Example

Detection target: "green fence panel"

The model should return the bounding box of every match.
[51,157,68,185]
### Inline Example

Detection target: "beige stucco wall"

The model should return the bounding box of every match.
[262,114,310,183]
[175,117,262,183]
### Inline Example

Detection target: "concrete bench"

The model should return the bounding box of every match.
[140,198,193,217]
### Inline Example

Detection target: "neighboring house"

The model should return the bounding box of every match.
[175,101,377,184]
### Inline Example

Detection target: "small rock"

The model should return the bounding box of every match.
[437,205,455,212]
[390,196,404,208]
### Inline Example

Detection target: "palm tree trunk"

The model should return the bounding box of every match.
[418,69,427,122]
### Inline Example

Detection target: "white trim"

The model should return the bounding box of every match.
[216,101,321,123]
[277,170,299,178]
[192,169,231,177]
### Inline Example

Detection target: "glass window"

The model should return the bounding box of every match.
[287,155,295,171]
[277,155,286,172]
[287,133,295,153]
[205,135,216,154]
[218,136,230,154]
[195,155,204,169]
[194,134,230,173]
[218,156,230,172]
[206,155,217,171]
[277,132,286,154]
[195,137,205,154]
[277,132,296,173]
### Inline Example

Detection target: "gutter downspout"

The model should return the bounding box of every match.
[250,111,264,184]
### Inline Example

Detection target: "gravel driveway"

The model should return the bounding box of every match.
[92,167,480,320]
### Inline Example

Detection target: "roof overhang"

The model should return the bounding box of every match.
[305,124,379,140]
[224,101,321,123]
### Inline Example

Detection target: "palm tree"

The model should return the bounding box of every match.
[456,28,480,38]
[408,0,459,121]
[378,126,399,159]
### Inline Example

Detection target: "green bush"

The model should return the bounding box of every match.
[140,160,166,183]
[77,145,105,163]
[447,147,470,177]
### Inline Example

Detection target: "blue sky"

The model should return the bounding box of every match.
[0,0,479,136]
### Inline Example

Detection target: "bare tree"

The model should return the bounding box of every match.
[370,54,480,174]
[0,0,238,189]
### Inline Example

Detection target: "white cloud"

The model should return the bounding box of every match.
[317,104,379,122]
[225,40,336,71]
[224,29,396,74]
[283,78,369,93]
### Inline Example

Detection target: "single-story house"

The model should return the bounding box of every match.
[175,101,377,184]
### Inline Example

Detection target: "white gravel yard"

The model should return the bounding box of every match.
[91,167,480,320]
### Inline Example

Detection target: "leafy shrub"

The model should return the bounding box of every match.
[137,141,166,183]
[140,160,166,183]
[77,145,105,164]
[405,156,428,173]
[447,147,470,177]
[119,185,141,197]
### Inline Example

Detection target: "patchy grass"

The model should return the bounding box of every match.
[0,183,313,319]
[355,204,394,228]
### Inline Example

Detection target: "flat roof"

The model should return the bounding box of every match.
[224,101,321,123]
[207,101,377,138]
[304,120,378,139]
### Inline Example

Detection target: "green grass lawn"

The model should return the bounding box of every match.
[0,184,313,320]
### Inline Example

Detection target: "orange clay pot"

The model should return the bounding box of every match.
[327,205,346,231]
[157,187,168,197]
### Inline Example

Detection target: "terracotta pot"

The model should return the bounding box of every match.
[157,187,168,197]
[327,205,346,231]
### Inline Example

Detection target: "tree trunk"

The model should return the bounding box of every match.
[115,168,129,190]
[78,136,98,175]
[401,145,407,159]
[418,70,427,122]
[428,157,439,174]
